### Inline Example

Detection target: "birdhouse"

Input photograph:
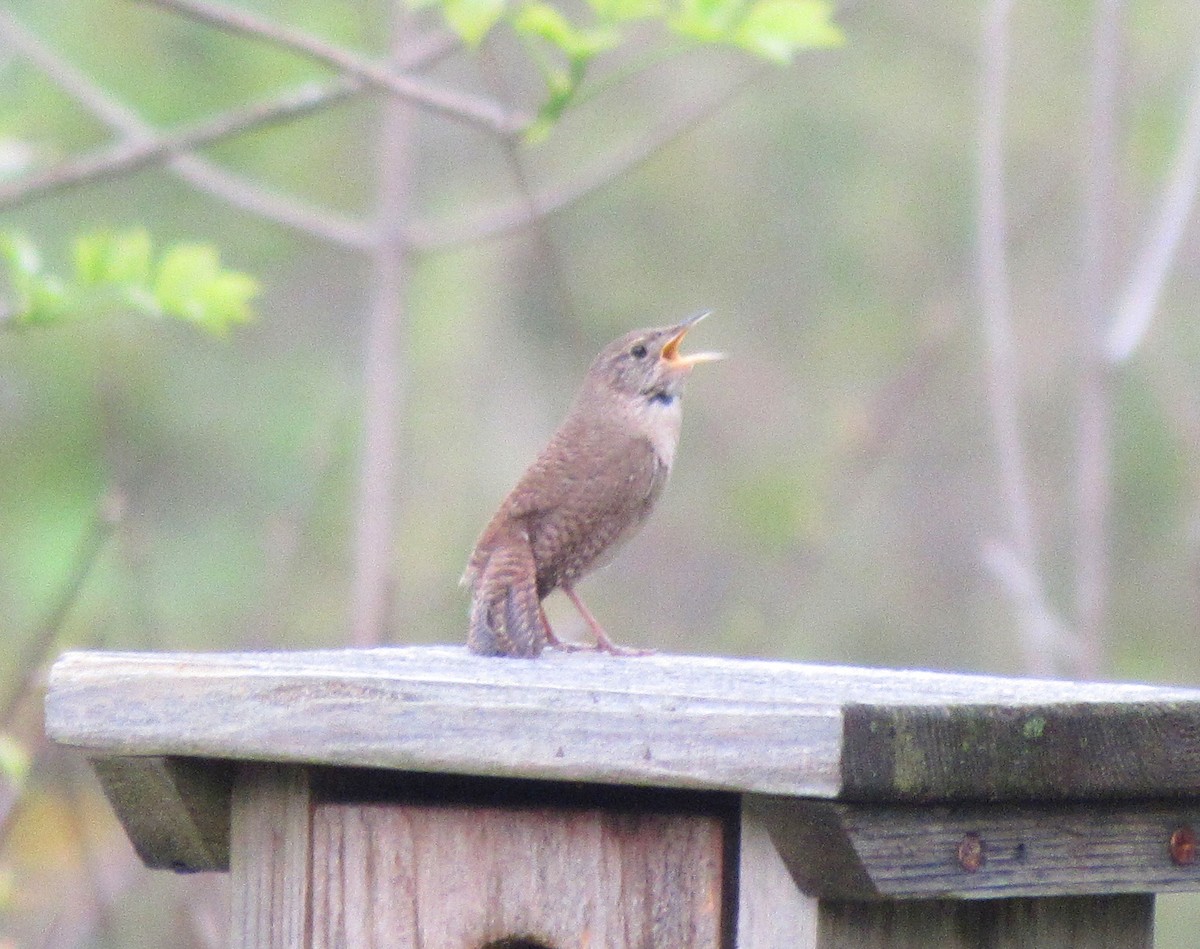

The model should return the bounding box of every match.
[45,647,1200,947]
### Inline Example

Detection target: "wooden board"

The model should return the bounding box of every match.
[748,795,1200,899]
[45,646,1200,802]
[228,764,728,949]
[89,755,231,871]
[736,805,1155,948]
[815,896,1153,949]
[230,764,311,949]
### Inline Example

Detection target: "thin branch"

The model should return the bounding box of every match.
[133,0,525,134]
[1073,0,1125,680]
[409,69,763,249]
[477,44,579,330]
[0,490,123,725]
[0,77,359,211]
[977,0,1059,675]
[1106,46,1200,364]
[0,8,371,248]
[350,13,416,646]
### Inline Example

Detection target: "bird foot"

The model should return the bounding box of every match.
[547,638,589,653]
[545,633,654,656]
[594,640,656,657]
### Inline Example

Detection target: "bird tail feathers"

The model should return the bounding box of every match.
[466,539,545,658]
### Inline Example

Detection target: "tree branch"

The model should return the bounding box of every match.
[0,490,123,725]
[0,7,372,248]
[133,0,526,135]
[409,69,762,249]
[1106,46,1200,364]
[977,0,1060,675]
[1073,0,1126,679]
[350,13,416,646]
[0,77,360,211]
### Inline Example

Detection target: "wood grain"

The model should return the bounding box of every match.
[46,646,1200,800]
[89,755,231,871]
[816,895,1153,949]
[841,701,1200,802]
[736,803,819,948]
[307,777,727,948]
[750,795,1200,899]
[230,764,312,949]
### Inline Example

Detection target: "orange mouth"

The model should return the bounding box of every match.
[661,311,724,368]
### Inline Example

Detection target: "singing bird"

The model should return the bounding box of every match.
[463,311,722,658]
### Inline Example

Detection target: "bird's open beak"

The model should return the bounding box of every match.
[660,310,724,368]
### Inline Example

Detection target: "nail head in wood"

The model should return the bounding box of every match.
[1169,825,1196,867]
[957,832,985,873]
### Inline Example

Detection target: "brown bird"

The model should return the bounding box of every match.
[463,311,722,658]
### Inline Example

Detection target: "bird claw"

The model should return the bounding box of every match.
[547,639,589,653]
[546,636,654,657]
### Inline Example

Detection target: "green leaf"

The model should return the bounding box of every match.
[0,735,29,785]
[196,272,259,334]
[587,0,661,23]
[21,274,70,325]
[733,0,843,63]
[154,243,259,333]
[2,231,258,334]
[669,0,746,42]
[0,232,70,326]
[74,229,152,287]
[443,0,507,45]
[515,1,618,57]
[155,243,221,322]
[0,232,41,283]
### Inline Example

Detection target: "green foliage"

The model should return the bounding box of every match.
[0,735,30,787]
[1,230,259,335]
[412,0,842,136]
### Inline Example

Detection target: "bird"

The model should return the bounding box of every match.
[462,311,722,658]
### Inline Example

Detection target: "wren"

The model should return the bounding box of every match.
[463,311,722,658]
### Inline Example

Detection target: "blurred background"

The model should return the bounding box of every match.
[3,0,1200,943]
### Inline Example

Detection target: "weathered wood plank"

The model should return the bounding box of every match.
[816,895,1153,948]
[841,702,1200,802]
[736,803,820,948]
[230,764,312,949]
[45,646,1200,800]
[734,801,1156,948]
[307,772,727,948]
[89,755,231,871]
[750,795,1200,899]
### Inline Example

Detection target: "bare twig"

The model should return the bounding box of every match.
[977,0,1060,675]
[1073,0,1126,679]
[0,490,124,725]
[409,69,763,249]
[350,13,415,646]
[133,0,525,134]
[1106,47,1200,364]
[0,77,359,211]
[477,44,579,329]
[0,7,371,247]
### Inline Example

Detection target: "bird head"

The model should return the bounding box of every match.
[587,310,723,405]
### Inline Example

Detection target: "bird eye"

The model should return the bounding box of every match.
[631,344,647,359]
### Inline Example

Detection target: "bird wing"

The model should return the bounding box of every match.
[523,431,667,594]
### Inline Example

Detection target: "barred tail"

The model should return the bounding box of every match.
[466,534,546,658]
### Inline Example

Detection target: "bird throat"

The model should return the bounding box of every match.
[622,386,684,470]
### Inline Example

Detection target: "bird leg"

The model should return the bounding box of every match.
[561,585,654,656]
[539,603,586,652]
